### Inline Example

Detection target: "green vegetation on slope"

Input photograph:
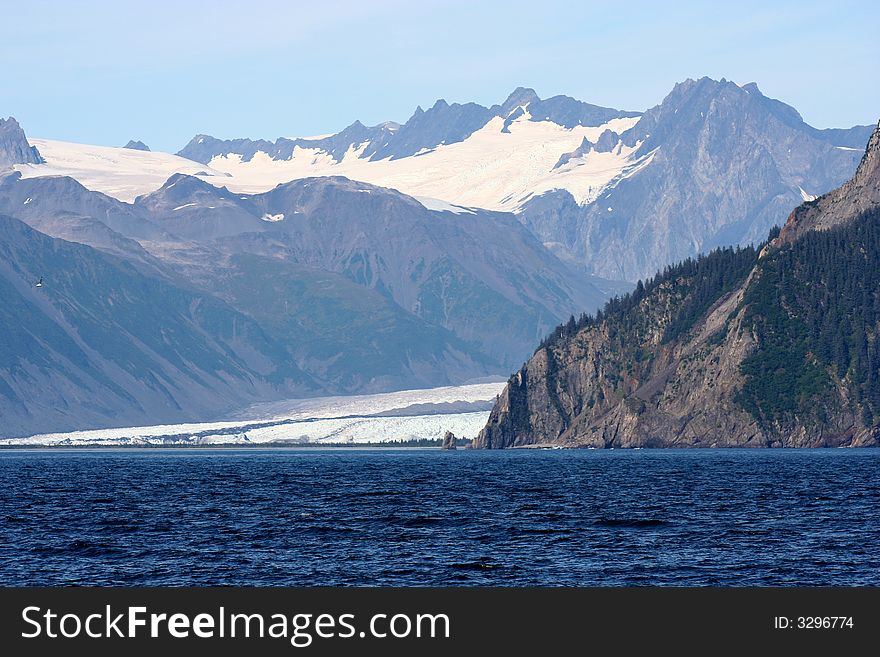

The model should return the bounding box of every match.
[538,243,760,353]
[736,208,880,428]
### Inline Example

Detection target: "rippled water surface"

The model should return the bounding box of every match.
[1,448,878,586]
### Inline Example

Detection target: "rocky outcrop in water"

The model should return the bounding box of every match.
[441,431,457,450]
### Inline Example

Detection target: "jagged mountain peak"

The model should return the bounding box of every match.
[496,87,541,115]
[628,76,812,145]
[175,85,639,167]
[519,77,874,282]
[0,116,44,168]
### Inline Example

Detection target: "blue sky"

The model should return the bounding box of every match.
[2,0,877,152]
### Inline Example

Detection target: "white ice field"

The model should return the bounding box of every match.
[16,112,644,212]
[0,382,506,447]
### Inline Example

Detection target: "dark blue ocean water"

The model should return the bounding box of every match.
[0,448,878,586]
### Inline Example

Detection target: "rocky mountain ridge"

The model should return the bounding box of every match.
[518,78,874,281]
[177,87,640,164]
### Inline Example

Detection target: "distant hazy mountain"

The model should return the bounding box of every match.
[3,79,873,436]
[123,140,150,151]
[0,169,609,416]
[778,121,880,244]
[133,174,609,372]
[16,80,869,286]
[162,88,645,215]
[0,117,43,168]
[0,213,314,436]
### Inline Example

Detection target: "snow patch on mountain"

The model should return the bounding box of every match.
[413,196,476,214]
[798,186,817,202]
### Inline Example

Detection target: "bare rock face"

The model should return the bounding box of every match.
[441,431,457,449]
[478,269,876,449]
[518,78,874,282]
[478,279,765,448]
[592,128,620,153]
[778,120,880,244]
[477,122,880,449]
[0,117,43,168]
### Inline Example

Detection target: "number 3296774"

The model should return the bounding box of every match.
[775,617,854,629]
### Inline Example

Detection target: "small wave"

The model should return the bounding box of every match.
[594,518,668,528]
[448,561,498,570]
[97,519,139,533]
[305,525,355,534]
[402,516,444,528]
[36,540,126,557]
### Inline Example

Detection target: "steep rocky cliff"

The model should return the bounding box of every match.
[477,121,880,449]
[0,117,43,168]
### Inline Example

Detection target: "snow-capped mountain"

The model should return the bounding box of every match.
[14,81,872,284]
[13,89,642,212]
[179,87,640,165]
[174,89,643,212]
[0,78,874,437]
[13,137,230,202]
[518,78,875,281]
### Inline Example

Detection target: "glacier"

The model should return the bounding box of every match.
[0,382,506,446]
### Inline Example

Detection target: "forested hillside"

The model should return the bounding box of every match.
[737,207,880,428]
[477,121,880,449]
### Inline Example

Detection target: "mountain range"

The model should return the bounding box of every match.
[10,81,872,283]
[0,78,875,437]
[477,121,880,448]
[0,210,314,437]
[170,79,872,281]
